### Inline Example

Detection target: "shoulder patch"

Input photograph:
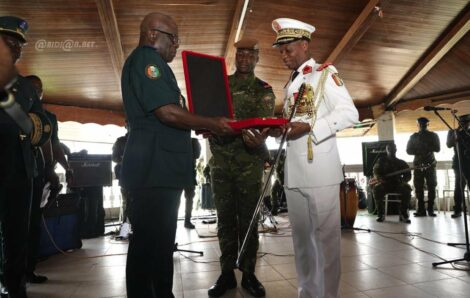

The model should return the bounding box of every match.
[317,62,332,71]
[145,64,161,79]
[257,78,272,89]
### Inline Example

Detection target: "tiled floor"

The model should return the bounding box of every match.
[29,210,470,297]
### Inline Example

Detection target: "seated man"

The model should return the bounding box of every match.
[372,143,412,223]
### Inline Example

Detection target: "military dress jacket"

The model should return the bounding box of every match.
[121,46,192,190]
[283,58,358,188]
[0,75,44,187]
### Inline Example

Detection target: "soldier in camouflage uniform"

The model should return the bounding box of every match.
[373,143,412,223]
[406,117,440,217]
[208,38,275,298]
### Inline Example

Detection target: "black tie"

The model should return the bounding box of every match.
[291,70,299,81]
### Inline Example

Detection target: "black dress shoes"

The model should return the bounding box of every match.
[427,210,437,217]
[208,271,237,297]
[184,220,195,229]
[413,210,427,217]
[27,273,48,284]
[451,212,462,218]
[376,216,384,222]
[241,273,265,297]
[399,215,411,224]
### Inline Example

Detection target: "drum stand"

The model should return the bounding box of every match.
[432,110,470,269]
[259,201,278,232]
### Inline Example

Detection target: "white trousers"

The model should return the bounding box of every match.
[285,185,341,298]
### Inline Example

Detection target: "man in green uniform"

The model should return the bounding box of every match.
[447,114,470,218]
[208,38,275,298]
[121,12,233,298]
[0,16,51,298]
[183,138,201,229]
[373,143,412,223]
[25,75,71,284]
[406,117,440,217]
[111,130,131,238]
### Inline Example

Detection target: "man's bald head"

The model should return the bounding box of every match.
[140,13,174,33]
[139,12,179,62]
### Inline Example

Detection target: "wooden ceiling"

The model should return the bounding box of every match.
[1,0,469,135]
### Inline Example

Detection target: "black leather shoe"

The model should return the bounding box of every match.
[427,210,437,217]
[208,271,237,297]
[27,273,48,284]
[241,273,265,297]
[184,221,195,229]
[451,212,462,218]
[399,215,411,224]
[376,216,384,222]
[413,211,427,217]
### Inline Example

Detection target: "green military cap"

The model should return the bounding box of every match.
[234,37,259,50]
[0,16,28,43]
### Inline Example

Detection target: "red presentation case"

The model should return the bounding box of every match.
[182,50,287,132]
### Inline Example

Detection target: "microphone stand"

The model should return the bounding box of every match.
[432,109,470,268]
[236,83,307,268]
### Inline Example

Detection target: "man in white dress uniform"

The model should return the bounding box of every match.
[270,18,359,298]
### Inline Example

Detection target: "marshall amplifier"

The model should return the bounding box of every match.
[361,141,394,177]
[68,154,112,188]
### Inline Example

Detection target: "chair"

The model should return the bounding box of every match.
[384,193,401,221]
[442,189,454,213]
[443,189,470,215]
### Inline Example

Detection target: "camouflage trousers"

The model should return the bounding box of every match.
[413,167,437,212]
[211,165,262,273]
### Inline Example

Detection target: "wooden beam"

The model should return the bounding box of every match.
[326,0,382,64]
[96,0,125,87]
[395,89,470,112]
[385,3,470,107]
[224,0,249,74]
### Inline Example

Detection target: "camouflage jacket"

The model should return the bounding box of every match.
[209,73,275,169]
[373,156,411,184]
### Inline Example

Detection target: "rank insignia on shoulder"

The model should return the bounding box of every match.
[258,79,272,89]
[332,73,344,86]
[145,64,161,79]
[317,62,332,71]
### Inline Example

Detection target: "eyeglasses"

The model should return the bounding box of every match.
[150,28,180,44]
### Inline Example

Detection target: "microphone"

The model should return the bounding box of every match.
[423,106,452,111]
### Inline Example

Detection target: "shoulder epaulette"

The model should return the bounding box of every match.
[317,62,333,71]
[257,78,273,89]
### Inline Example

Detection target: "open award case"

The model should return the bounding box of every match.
[181,50,288,133]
